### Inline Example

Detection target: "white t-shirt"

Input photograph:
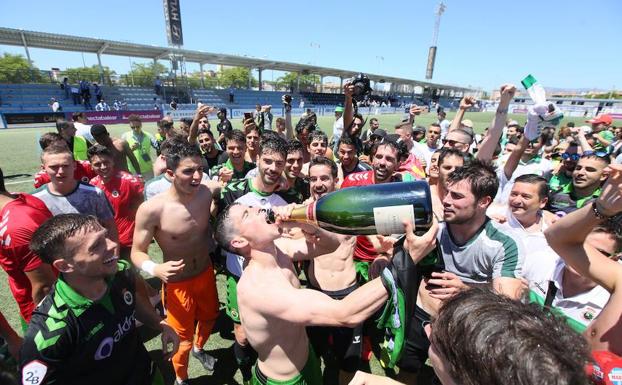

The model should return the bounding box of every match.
[410,141,438,170]
[74,122,94,142]
[439,119,450,139]
[495,157,553,204]
[501,211,559,284]
[333,117,344,141]
[529,259,610,333]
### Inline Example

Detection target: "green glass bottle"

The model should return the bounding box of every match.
[286,181,433,235]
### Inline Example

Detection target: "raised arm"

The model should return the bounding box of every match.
[477,85,516,161]
[545,164,622,354]
[189,105,212,144]
[249,277,388,328]
[448,96,477,133]
[503,135,529,180]
[343,82,355,135]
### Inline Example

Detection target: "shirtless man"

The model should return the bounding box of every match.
[304,156,360,385]
[131,141,221,385]
[90,123,141,174]
[214,202,437,385]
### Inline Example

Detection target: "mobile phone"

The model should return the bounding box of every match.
[243,112,253,121]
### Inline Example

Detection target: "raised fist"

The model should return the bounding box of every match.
[460,96,477,110]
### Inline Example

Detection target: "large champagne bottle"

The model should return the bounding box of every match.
[283,181,433,235]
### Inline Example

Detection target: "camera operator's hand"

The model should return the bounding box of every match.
[343,82,355,99]
[499,84,516,104]
[595,164,622,217]
[409,105,425,117]
[459,96,477,110]
[243,118,257,131]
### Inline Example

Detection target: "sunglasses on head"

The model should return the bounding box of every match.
[561,152,580,161]
[581,150,609,159]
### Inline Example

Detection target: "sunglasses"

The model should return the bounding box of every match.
[561,152,580,161]
[442,139,467,147]
[581,151,609,159]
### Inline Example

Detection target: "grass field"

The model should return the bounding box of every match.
[0,110,591,384]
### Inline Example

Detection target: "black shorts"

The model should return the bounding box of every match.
[306,283,362,373]
[397,305,431,374]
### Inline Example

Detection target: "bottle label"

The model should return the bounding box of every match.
[373,205,415,235]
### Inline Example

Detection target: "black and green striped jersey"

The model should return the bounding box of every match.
[19,260,156,385]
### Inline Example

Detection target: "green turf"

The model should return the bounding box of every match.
[0,110,591,383]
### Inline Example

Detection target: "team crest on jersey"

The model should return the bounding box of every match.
[122,289,133,305]
[112,190,120,198]
[583,307,596,321]
[230,309,239,319]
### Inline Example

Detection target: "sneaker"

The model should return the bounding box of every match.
[174,380,189,385]
[192,349,217,373]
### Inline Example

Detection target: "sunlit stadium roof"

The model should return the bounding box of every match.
[0,27,474,93]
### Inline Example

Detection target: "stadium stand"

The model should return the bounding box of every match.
[299,92,344,106]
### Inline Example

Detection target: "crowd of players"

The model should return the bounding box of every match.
[0,81,621,385]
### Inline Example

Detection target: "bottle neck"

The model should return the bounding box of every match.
[290,202,318,225]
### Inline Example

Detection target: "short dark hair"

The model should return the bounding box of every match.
[446,159,498,201]
[592,224,622,253]
[159,139,185,157]
[180,118,193,127]
[258,136,287,159]
[369,117,379,124]
[438,148,471,168]
[514,174,549,199]
[157,119,174,131]
[215,203,241,253]
[370,140,400,157]
[581,153,611,167]
[0,168,5,193]
[39,132,65,150]
[431,287,590,385]
[30,214,101,264]
[165,141,202,171]
[295,119,317,135]
[309,156,338,178]
[286,140,305,155]
[55,120,74,134]
[197,128,214,138]
[127,114,141,123]
[87,144,113,160]
[429,122,441,129]
[71,112,85,122]
[226,129,247,145]
[309,130,328,146]
[337,135,356,148]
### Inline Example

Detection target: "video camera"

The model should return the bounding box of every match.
[348,73,372,102]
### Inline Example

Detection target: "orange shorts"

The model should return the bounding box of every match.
[163,266,219,340]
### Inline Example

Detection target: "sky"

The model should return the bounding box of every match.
[0,0,620,92]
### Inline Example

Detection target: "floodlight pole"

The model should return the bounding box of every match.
[425,2,445,80]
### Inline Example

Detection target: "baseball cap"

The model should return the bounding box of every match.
[218,107,227,114]
[586,114,613,125]
[370,129,387,140]
[335,106,344,113]
[587,351,622,385]
[507,120,520,127]
[461,119,474,128]
[413,126,426,134]
[90,124,108,137]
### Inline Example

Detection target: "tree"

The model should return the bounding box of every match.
[217,66,256,88]
[63,65,116,84]
[277,72,320,92]
[0,52,45,83]
[124,62,169,87]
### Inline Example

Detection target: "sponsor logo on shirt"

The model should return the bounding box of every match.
[94,311,136,360]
